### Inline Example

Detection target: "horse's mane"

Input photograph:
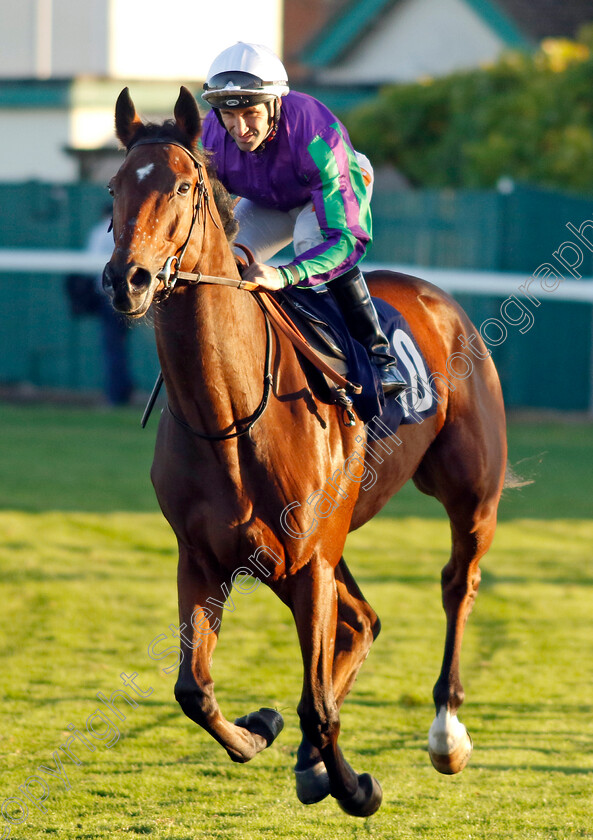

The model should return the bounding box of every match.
[130,120,239,243]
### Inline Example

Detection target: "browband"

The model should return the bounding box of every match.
[127,137,203,169]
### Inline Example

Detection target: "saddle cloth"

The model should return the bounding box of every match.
[277,284,438,434]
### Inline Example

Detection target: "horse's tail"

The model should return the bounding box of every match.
[503,461,534,491]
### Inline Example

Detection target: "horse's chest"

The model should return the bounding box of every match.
[152,449,249,538]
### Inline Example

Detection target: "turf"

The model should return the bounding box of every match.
[0,403,592,839]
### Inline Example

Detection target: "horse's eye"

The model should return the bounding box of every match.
[107,184,115,197]
[177,183,192,195]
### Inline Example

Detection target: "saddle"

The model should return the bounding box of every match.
[277,287,347,363]
[233,246,381,425]
[256,283,439,435]
[255,284,384,425]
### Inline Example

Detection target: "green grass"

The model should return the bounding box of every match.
[0,403,592,839]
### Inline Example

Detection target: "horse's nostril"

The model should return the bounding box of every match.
[102,264,114,293]
[126,266,152,292]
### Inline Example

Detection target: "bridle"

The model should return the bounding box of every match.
[126,137,273,441]
[127,138,254,301]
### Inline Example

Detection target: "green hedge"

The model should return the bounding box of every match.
[347,30,593,192]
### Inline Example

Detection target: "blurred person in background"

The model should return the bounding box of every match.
[69,205,134,405]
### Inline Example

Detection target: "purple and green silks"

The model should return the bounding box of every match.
[201,91,372,286]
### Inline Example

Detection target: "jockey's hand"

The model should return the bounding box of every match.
[241,262,286,291]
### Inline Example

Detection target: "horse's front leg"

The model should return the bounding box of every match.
[289,555,382,817]
[294,556,380,806]
[174,545,283,763]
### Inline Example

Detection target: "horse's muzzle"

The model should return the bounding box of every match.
[102,262,155,316]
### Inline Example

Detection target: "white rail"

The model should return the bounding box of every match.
[1,249,592,413]
[2,250,592,303]
[360,262,593,303]
[0,249,106,274]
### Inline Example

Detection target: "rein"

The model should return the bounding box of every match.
[167,294,274,441]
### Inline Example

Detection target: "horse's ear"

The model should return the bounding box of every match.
[115,87,143,148]
[174,86,202,146]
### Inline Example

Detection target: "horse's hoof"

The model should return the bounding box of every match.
[429,728,473,775]
[337,773,383,817]
[234,707,284,750]
[294,761,331,804]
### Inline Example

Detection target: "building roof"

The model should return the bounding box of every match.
[301,0,593,70]
[496,0,593,41]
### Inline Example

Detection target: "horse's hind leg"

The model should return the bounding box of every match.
[333,558,382,701]
[427,514,496,774]
[295,557,380,804]
[173,545,283,763]
[414,416,506,774]
[289,554,382,817]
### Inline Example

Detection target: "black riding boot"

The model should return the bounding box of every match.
[330,267,406,396]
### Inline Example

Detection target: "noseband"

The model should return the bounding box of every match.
[125,138,217,301]
[125,138,260,299]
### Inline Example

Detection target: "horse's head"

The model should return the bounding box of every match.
[102,86,205,317]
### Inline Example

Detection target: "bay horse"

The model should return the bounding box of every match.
[103,86,507,817]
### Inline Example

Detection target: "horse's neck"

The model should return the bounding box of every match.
[154,229,266,429]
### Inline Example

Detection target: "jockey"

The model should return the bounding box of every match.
[201,42,405,396]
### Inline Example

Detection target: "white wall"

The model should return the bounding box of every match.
[0,0,283,181]
[318,0,506,84]
[0,0,283,80]
[109,0,283,80]
[0,80,221,182]
[0,111,77,181]
[52,0,110,77]
[70,106,118,148]
[0,2,40,77]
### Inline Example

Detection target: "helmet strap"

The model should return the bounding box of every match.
[255,98,281,152]
[213,108,226,129]
[213,97,282,151]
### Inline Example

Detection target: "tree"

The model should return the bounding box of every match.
[346,33,593,192]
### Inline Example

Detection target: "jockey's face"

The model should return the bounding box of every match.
[219,103,271,152]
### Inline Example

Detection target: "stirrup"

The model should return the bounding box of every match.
[378,365,406,397]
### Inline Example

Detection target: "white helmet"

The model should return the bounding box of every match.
[202,42,289,109]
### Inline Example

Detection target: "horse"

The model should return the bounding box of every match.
[102,86,508,817]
